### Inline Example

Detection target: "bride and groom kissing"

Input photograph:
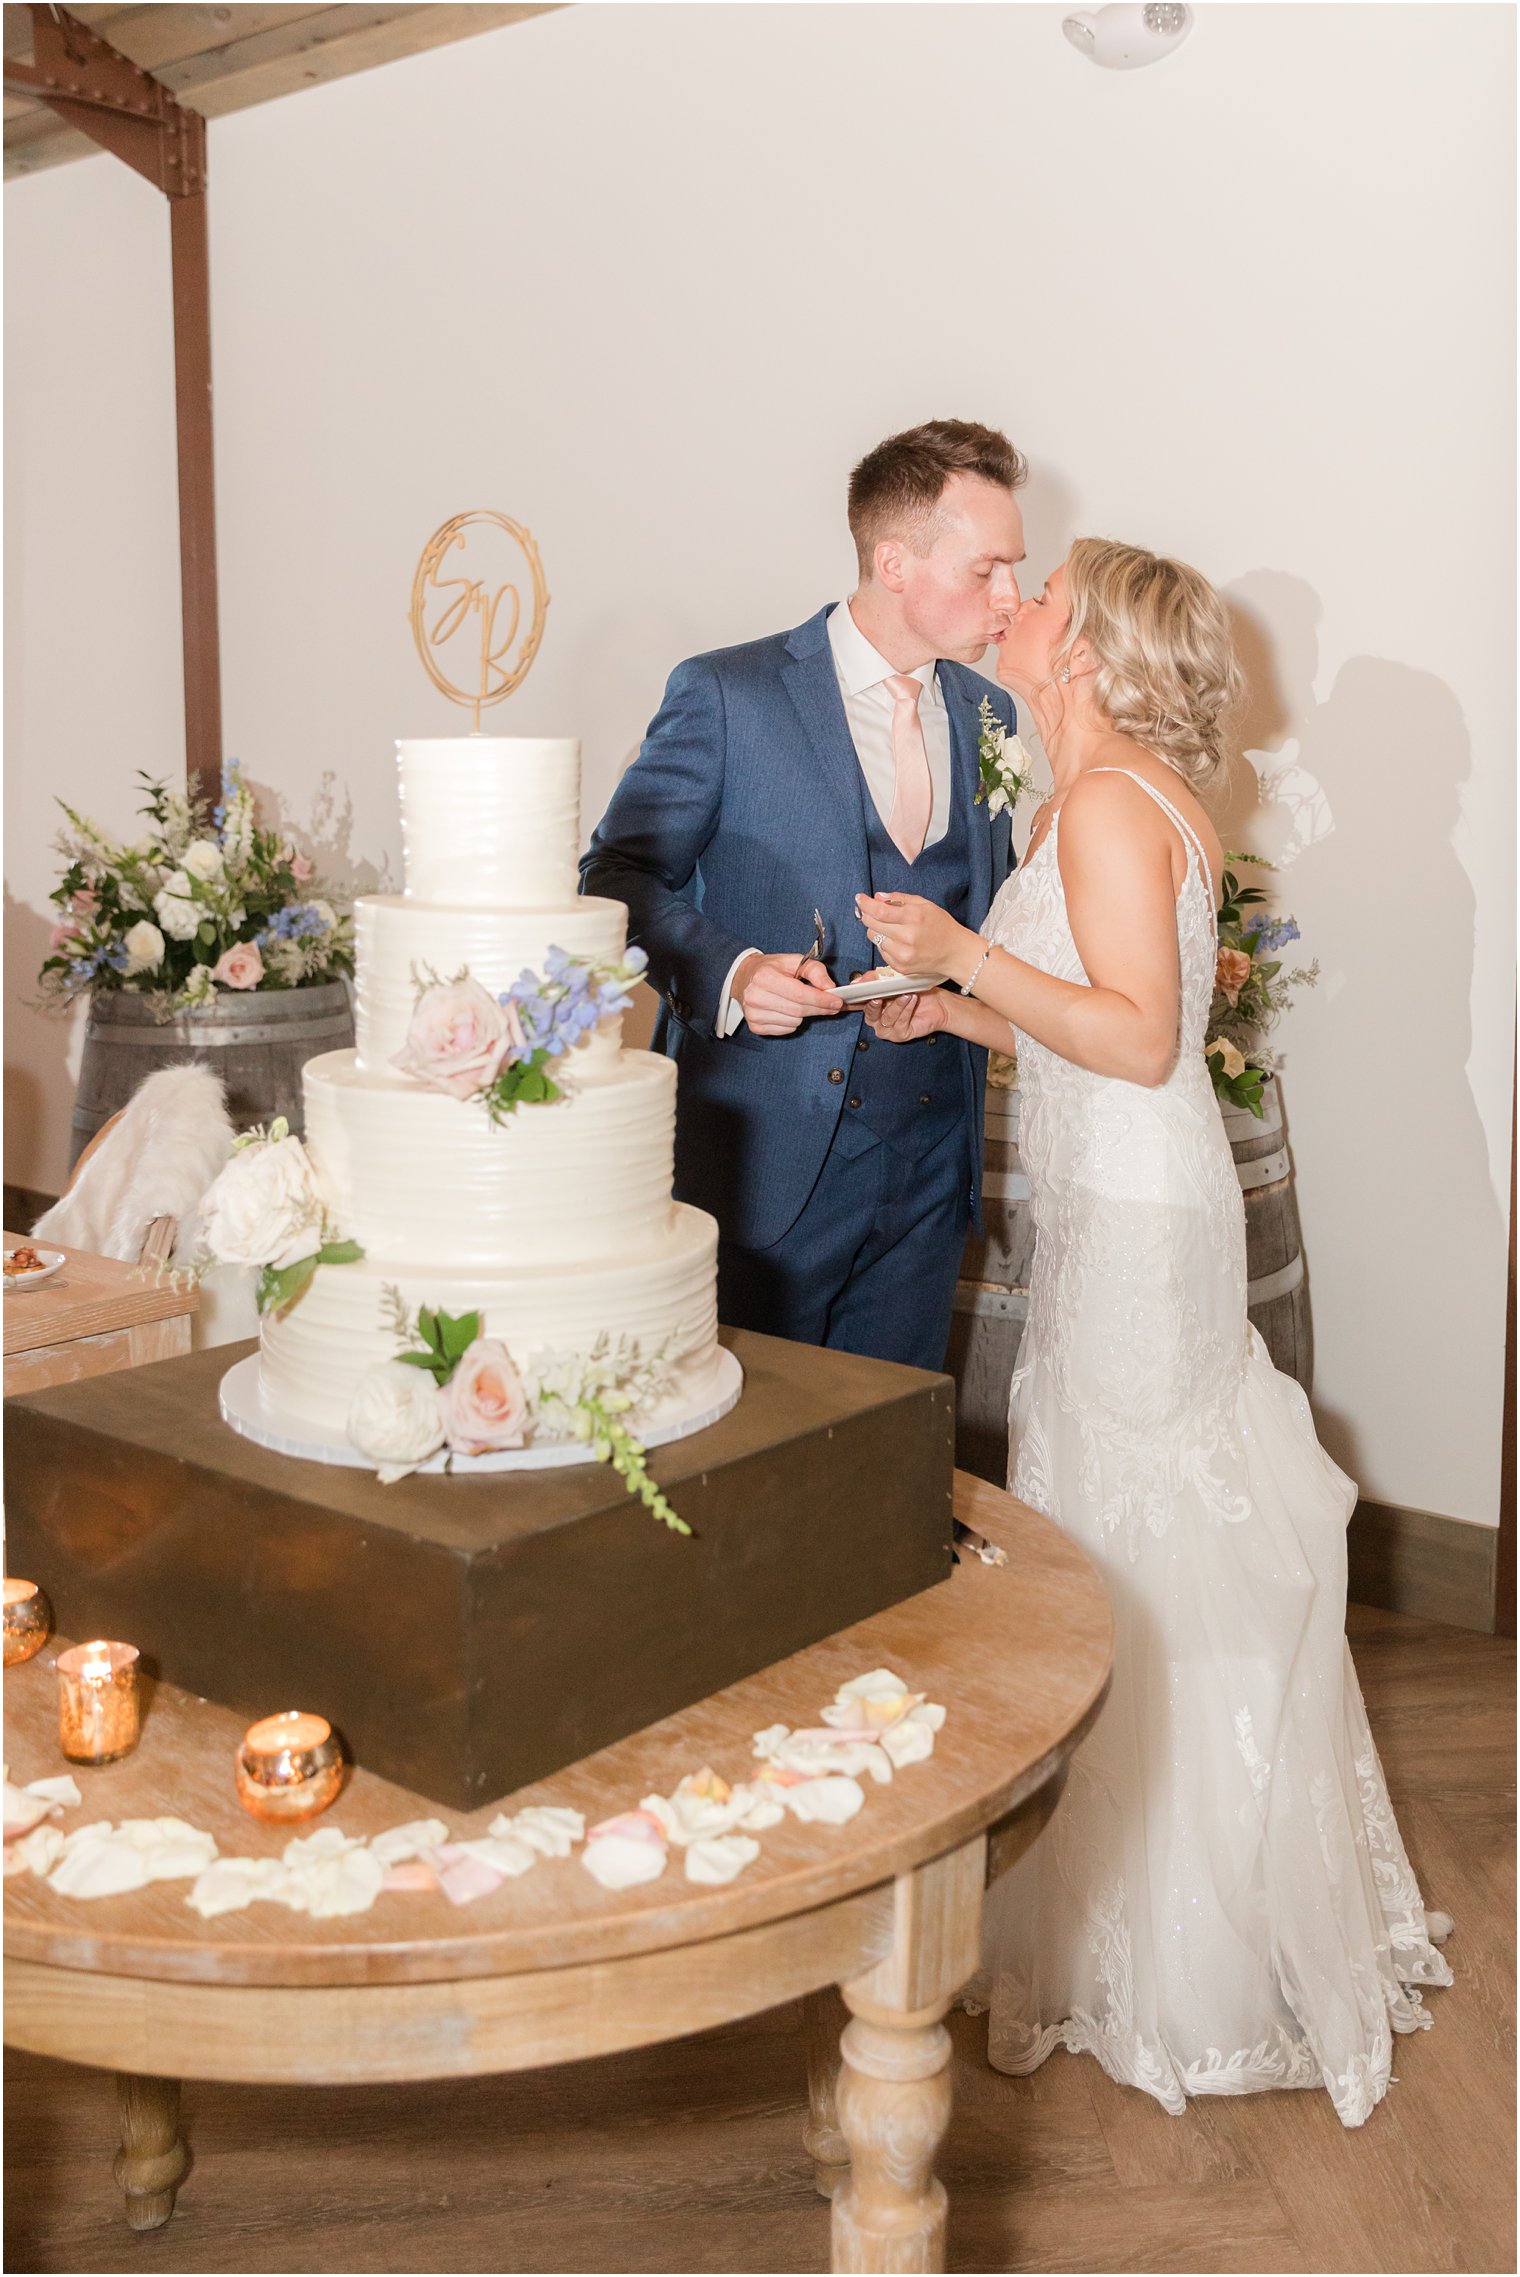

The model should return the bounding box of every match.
[581,419,1451,2128]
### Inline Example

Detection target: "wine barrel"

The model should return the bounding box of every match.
[946,1082,1031,1487]
[1226,1075,1312,1393]
[68,981,355,1169]
[947,1072,1313,1487]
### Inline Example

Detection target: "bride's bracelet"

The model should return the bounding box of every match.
[960,946,993,997]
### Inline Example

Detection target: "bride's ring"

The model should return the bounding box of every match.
[872,931,885,950]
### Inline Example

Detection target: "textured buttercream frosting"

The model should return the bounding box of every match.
[260,1207,722,1436]
[354,894,629,1072]
[303,1048,678,1268]
[254,732,723,1449]
[398,737,582,906]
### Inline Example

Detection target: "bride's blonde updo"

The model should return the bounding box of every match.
[1058,538,1244,794]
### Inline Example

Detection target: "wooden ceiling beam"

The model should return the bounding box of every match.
[5,2,560,176]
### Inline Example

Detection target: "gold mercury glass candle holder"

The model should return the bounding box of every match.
[56,1641,141,1765]
[235,1712,344,1822]
[3,1578,51,1667]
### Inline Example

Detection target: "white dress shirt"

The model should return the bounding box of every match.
[716,601,954,1036]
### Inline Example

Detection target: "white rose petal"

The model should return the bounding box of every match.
[122,919,165,974]
[778,1776,865,1826]
[685,1835,760,1886]
[491,1805,584,1859]
[580,1833,667,1890]
[182,839,225,882]
[879,1718,936,1769]
[154,893,201,942]
[369,1819,450,1867]
[200,1133,329,1271]
[348,1362,446,1480]
[310,900,337,931]
[18,1825,66,1877]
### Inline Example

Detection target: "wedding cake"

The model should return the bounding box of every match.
[219,737,732,1475]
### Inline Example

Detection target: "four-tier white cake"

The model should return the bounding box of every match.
[241,737,730,1458]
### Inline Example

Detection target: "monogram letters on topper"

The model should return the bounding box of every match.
[410,511,551,729]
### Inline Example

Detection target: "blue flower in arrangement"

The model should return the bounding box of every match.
[70,942,130,981]
[258,901,330,946]
[1242,914,1301,955]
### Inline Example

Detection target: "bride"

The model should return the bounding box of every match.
[854,537,1451,2128]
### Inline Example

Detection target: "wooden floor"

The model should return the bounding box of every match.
[6,1604,1513,2275]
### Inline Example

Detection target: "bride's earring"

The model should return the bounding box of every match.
[1060,668,1071,683]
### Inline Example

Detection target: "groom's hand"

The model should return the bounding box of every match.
[735,952,844,1037]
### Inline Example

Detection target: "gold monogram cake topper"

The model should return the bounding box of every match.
[410,510,550,730]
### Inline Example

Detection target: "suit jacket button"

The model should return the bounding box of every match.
[856,1035,870,1052]
[926,1034,938,1046]
[848,1095,862,1109]
[918,1092,932,1106]
[828,1068,844,1084]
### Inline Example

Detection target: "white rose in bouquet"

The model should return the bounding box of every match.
[181,839,226,883]
[153,889,201,941]
[121,920,165,975]
[200,1132,328,1271]
[348,1362,446,1482]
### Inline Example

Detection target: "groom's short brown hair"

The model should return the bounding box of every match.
[848,420,1027,575]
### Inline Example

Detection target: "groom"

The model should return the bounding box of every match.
[580,419,1026,1370]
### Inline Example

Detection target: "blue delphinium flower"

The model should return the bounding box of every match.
[1242,914,1301,955]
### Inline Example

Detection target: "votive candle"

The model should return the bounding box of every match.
[3,1578,51,1667]
[235,1711,343,1822]
[57,1641,140,1764]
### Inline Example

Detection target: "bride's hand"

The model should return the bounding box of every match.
[864,987,953,1043]
[855,892,974,980]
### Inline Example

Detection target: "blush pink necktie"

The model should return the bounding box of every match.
[884,674,933,863]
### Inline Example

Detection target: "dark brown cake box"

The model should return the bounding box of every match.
[4,1328,955,1809]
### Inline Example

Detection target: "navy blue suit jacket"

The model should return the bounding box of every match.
[580,605,1017,1251]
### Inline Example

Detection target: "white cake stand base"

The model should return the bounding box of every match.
[218,1347,745,1474]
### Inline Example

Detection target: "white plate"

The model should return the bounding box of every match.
[219,1346,746,1472]
[831,970,947,1006]
[3,1246,66,1289]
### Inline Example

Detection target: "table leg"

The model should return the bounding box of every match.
[801,1985,851,2198]
[830,1836,984,2275]
[112,2073,189,2231]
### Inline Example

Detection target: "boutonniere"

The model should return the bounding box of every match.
[974,696,1036,818]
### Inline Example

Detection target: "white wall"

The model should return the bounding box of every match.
[5,3,1513,1526]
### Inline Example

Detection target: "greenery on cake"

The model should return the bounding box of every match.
[351,1289,688,1530]
[394,948,648,1123]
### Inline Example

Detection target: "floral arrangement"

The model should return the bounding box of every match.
[196,1118,362,1314]
[394,947,647,1124]
[40,764,353,1017]
[349,1291,688,1529]
[1205,856,1319,1117]
[974,696,1038,818]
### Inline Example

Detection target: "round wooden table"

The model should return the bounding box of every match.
[4,1472,1111,2273]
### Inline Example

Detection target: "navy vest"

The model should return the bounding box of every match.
[832,785,976,1165]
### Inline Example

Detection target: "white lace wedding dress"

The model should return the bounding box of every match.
[969,768,1451,2128]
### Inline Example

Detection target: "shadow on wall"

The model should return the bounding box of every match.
[235,763,393,904]
[4,884,82,1198]
[1222,570,1503,1492]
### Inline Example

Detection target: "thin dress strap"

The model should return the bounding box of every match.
[1084,768,1217,932]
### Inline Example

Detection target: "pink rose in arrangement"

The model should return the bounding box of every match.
[289,852,315,884]
[49,920,80,950]
[73,889,98,918]
[1214,945,1253,1006]
[436,1338,530,1456]
[213,941,265,990]
[392,977,523,1101]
